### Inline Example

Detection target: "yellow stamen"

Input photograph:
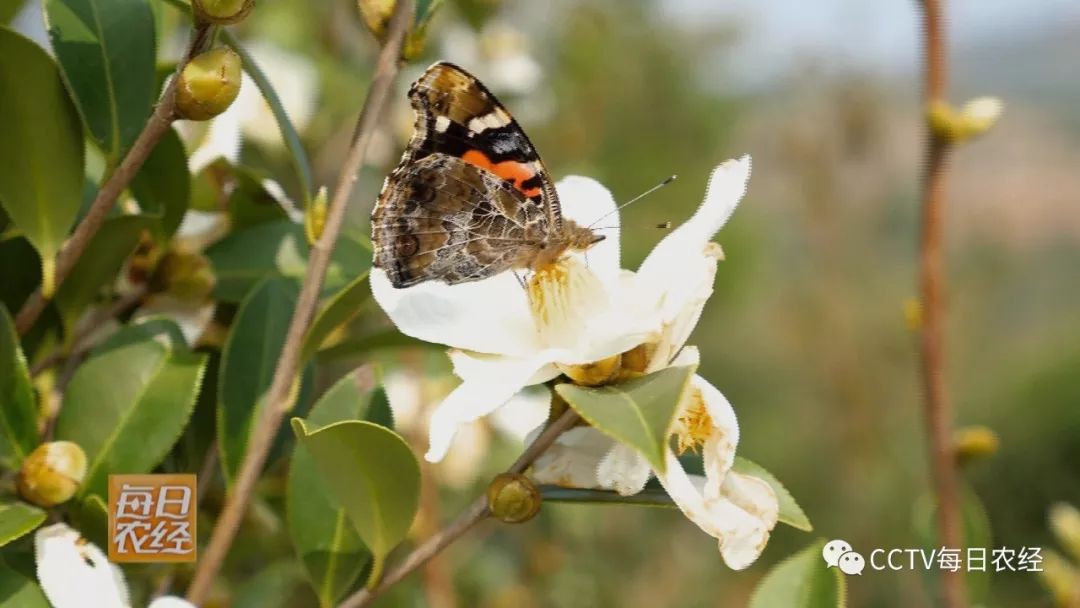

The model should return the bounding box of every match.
[527,257,605,348]
[674,386,713,455]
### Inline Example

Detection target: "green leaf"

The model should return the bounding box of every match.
[555,365,694,473]
[300,272,371,363]
[0,306,38,469]
[913,485,993,605]
[43,0,157,160]
[0,501,46,547]
[749,540,846,608]
[55,319,207,499]
[130,126,189,238]
[217,276,298,484]
[0,563,50,608]
[733,457,813,532]
[221,31,314,205]
[67,493,109,550]
[206,220,370,303]
[291,418,420,588]
[0,28,85,295]
[232,561,306,608]
[288,371,393,606]
[53,214,154,335]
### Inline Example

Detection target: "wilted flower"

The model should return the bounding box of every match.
[35,523,194,608]
[372,156,779,567]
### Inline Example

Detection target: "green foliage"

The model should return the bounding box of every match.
[291,417,419,588]
[913,485,993,604]
[555,366,695,473]
[0,564,49,607]
[0,307,38,469]
[733,457,813,532]
[217,276,299,484]
[130,127,190,238]
[301,272,371,363]
[287,372,391,606]
[206,220,371,303]
[749,540,846,608]
[0,28,85,295]
[43,0,157,160]
[0,501,46,548]
[55,319,207,499]
[53,214,154,334]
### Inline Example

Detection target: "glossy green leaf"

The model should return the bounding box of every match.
[913,485,993,605]
[555,365,694,473]
[221,30,314,205]
[206,220,371,303]
[0,563,49,608]
[130,126,189,238]
[300,272,371,363]
[232,561,306,608]
[288,371,393,606]
[55,319,207,499]
[733,457,813,532]
[67,493,109,550]
[291,418,419,588]
[0,501,46,548]
[0,307,38,469]
[53,214,154,334]
[749,540,846,608]
[217,276,298,484]
[43,0,157,160]
[0,28,85,295]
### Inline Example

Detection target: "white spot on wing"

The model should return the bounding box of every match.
[435,115,450,133]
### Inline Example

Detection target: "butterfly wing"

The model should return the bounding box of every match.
[372,153,549,288]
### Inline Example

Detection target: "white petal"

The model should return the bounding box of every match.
[487,384,552,441]
[425,354,553,462]
[186,107,241,173]
[695,374,740,462]
[531,426,616,488]
[149,598,197,608]
[654,450,774,570]
[35,523,130,608]
[596,442,652,496]
[555,176,621,283]
[371,268,541,356]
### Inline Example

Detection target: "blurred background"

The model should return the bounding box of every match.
[11,0,1080,605]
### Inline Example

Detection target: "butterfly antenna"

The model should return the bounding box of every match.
[587,175,676,228]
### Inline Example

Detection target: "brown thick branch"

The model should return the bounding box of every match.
[182,2,415,604]
[917,1,966,607]
[339,408,582,608]
[14,24,211,336]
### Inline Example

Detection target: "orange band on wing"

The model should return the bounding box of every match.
[462,149,542,198]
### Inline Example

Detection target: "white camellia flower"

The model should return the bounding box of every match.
[371,156,779,568]
[35,523,194,608]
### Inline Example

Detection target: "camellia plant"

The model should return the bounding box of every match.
[0,0,1012,606]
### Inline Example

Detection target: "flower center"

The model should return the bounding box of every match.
[674,387,713,454]
[527,257,605,349]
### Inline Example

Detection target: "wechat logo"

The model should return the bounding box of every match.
[823,539,865,575]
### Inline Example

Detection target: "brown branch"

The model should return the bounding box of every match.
[917,1,965,607]
[14,24,212,337]
[183,2,415,603]
[339,408,582,608]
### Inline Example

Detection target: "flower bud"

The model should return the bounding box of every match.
[1037,550,1080,607]
[193,0,254,25]
[487,473,541,524]
[952,425,999,465]
[956,97,1003,140]
[1049,503,1080,563]
[557,354,621,387]
[150,248,216,302]
[304,187,328,245]
[176,48,243,121]
[903,297,923,332]
[17,441,87,507]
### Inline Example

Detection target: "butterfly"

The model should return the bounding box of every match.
[371,61,604,288]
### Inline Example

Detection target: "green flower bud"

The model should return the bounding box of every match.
[150,248,216,302]
[17,441,87,507]
[487,473,541,524]
[952,425,999,465]
[304,186,328,246]
[193,0,255,25]
[176,48,243,121]
[1049,503,1080,563]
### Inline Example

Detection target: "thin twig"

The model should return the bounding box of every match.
[14,24,212,337]
[183,3,415,603]
[917,1,965,607]
[339,408,582,608]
